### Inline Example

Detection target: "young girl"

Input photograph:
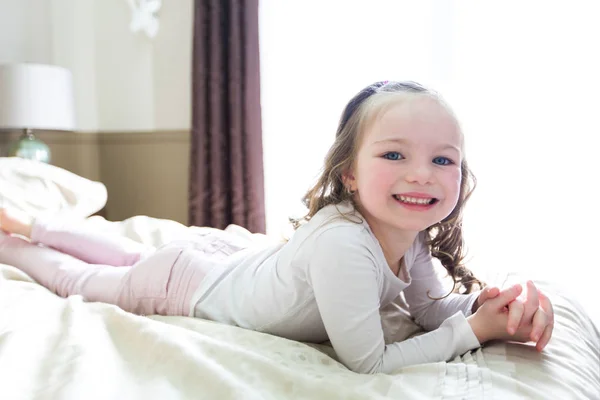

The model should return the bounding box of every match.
[0,81,553,374]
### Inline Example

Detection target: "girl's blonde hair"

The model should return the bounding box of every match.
[292,81,483,295]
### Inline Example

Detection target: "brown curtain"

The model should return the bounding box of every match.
[190,0,266,233]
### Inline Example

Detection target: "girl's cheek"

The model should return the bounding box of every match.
[441,168,461,185]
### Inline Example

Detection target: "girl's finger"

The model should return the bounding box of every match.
[539,290,555,325]
[530,308,548,342]
[536,323,554,352]
[493,284,523,309]
[523,281,540,322]
[479,286,500,305]
[486,286,500,299]
[506,299,525,335]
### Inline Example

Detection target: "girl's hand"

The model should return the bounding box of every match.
[468,284,524,343]
[472,285,500,313]
[505,281,554,351]
[468,283,554,350]
[529,287,554,351]
[472,281,555,351]
[506,281,540,334]
[506,281,538,335]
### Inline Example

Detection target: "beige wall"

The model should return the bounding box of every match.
[97,131,190,223]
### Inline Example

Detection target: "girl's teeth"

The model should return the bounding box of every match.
[394,195,433,205]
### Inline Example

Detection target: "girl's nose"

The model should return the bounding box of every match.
[404,162,433,185]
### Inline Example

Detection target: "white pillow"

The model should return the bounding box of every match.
[0,157,107,218]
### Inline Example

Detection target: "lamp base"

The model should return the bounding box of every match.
[8,129,51,163]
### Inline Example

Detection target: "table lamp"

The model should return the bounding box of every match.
[0,63,75,163]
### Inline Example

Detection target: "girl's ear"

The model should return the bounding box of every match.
[343,170,357,191]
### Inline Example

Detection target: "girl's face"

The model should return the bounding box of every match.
[348,96,463,236]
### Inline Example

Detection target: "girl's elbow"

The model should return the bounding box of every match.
[352,364,382,375]
[342,360,382,375]
[344,358,383,375]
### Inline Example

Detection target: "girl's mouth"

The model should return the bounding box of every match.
[392,194,439,205]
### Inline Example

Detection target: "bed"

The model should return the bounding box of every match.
[1,158,599,399]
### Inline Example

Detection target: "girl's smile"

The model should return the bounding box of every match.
[392,192,439,211]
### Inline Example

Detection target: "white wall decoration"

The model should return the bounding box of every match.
[126,0,162,38]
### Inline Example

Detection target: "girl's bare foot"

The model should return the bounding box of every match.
[0,208,34,238]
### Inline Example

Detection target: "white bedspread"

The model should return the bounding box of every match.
[1,216,598,399]
[0,157,107,218]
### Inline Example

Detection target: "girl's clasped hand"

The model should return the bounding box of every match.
[471,281,554,351]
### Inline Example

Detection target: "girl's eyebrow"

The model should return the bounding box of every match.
[372,138,410,145]
[372,138,461,153]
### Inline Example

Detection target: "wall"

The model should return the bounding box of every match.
[95,0,193,131]
[0,0,192,131]
[151,0,193,130]
[94,0,155,131]
[50,0,99,131]
[0,0,53,64]
[96,131,190,223]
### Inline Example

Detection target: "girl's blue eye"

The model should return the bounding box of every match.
[433,156,453,166]
[383,152,402,161]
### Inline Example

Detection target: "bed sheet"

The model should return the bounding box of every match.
[0,216,598,399]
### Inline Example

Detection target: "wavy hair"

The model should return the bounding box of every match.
[291,81,484,295]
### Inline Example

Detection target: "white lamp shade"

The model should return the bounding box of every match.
[0,63,75,131]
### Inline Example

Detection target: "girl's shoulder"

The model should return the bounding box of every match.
[298,204,429,268]
[306,201,365,229]
[293,202,376,252]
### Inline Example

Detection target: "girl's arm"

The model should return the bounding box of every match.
[402,233,480,331]
[309,228,480,374]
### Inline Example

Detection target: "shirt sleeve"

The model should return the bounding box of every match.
[308,228,481,374]
[403,233,480,331]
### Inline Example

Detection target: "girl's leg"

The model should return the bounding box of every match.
[0,232,127,304]
[0,232,205,317]
[0,208,152,266]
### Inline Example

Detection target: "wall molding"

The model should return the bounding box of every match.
[1,129,190,143]
[97,130,190,144]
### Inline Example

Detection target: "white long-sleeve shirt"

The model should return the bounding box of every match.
[191,202,481,374]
